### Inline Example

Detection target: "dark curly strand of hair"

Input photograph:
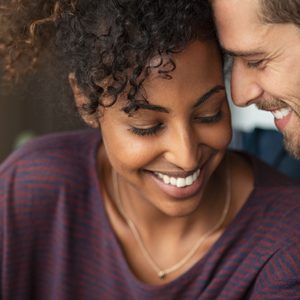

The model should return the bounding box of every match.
[0,0,216,114]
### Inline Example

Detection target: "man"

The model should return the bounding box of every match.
[211,0,300,158]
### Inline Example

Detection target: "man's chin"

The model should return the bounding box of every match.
[283,132,300,160]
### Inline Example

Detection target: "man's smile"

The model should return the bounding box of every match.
[271,107,292,120]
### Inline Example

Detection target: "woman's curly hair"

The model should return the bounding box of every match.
[0,0,216,114]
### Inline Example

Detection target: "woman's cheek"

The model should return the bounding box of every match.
[197,120,232,151]
[102,127,158,172]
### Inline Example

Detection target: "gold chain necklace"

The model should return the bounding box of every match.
[112,159,231,279]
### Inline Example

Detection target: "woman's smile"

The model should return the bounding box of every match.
[154,168,201,188]
[147,166,205,199]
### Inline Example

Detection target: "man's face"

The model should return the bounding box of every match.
[212,0,300,158]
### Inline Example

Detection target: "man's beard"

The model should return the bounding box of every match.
[283,131,300,159]
[255,98,287,111]
[255,98,300,159]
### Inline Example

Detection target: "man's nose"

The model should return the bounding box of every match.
[230,59,264,107]
[164,125,200,171]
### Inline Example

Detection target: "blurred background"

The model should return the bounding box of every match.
[0,58,85,162]
[1,58,300,181]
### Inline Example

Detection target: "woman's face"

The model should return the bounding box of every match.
[99,41,232,217]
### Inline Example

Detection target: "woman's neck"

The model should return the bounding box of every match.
[97,146,254,284]
[113,157,228,246]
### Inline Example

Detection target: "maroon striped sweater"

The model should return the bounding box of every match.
[1,129,300,299]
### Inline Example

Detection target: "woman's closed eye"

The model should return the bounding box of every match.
[129,123,164,136]
[129,110,223,137]
[194,111,223,123]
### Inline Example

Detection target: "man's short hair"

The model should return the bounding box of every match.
[260,0,300,27]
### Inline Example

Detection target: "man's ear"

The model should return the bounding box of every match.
[68,73,99,128]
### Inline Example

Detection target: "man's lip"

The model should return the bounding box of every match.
[260,106,289,112]
[273,109,293,131]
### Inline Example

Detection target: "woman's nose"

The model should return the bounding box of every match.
[163,125,200,171]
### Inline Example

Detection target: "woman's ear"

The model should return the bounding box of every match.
[68,73,99,128]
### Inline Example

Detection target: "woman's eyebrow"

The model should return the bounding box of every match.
[193,85,225,108]
[125,84,225,114]
[132,102,169,113]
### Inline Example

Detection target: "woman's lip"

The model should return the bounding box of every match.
[147,168,205,200]
[145,167,201,178]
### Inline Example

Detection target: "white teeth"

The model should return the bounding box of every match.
[272,107,292,120]
[163,175,170,184]
[155,169,201,188]
[170,177,177,185]
[186,175,193,186]
[193,170,200,181]
[176,178,186,188]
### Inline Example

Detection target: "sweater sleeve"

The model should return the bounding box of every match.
[250,239,300,299]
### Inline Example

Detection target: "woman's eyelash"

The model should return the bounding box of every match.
[129,112,222,137]
[129,123,163,136]
[195,111,223,123]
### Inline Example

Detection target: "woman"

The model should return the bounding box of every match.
[0,0,299,299]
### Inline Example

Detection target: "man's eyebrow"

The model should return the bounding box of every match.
[193,85,225,108]
[222,47,266,58]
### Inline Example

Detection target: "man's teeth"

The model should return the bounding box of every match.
[155,169,200,188]
[271,107,292,120]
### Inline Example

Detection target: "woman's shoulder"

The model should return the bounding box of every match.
[236,150,300,212]
[0,129,103,228]
[0,129,101,201]
[232,150,300,189]
[230,151,300,244]
[0,129,100,175]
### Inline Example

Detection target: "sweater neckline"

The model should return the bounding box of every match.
[89,133,258,290]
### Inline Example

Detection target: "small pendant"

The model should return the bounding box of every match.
[158,271,166,279]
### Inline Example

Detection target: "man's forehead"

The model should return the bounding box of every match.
[212,0,263,25]
[219,26,272,59]
[212,0,270,53]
